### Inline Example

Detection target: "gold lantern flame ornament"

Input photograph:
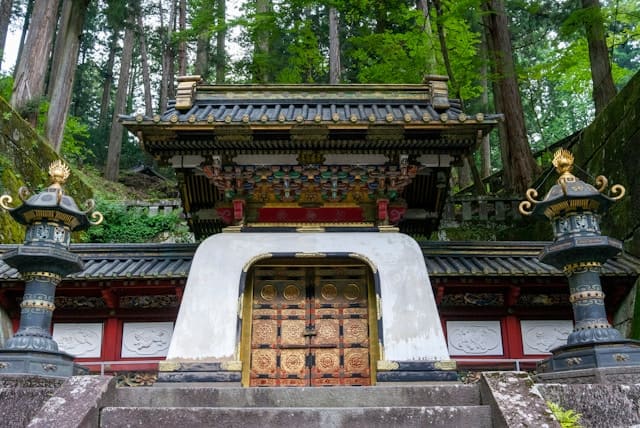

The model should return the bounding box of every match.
[519,149,625,217]
[48,160,71,189]
[0,160,104,226]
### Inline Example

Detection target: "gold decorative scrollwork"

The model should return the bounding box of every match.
[595,175,608,192]
[18,186,30,202]
[518,188,541,216]
[610,184,625,201]
[0,194,14,211]
[90,210,104,226]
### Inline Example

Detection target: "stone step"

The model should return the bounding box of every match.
[100,405,493,428]
[112,384,481,408]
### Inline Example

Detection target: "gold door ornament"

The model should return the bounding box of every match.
[247,263,374,386]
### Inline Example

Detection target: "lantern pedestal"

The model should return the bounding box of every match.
[519,149,640,383]
[0,161,103,378]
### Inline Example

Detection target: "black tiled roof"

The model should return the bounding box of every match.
[0,241,638,281]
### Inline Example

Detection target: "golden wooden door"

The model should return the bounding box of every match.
[249,264,371,387]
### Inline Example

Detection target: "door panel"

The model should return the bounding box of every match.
[249,264,371,387]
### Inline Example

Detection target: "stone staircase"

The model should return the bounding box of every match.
[99,384,492,428]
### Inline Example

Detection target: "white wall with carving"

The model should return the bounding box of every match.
[121,322,174,358]
[446,320,503,356]
[53,323,103,358]
[520,320,572,354]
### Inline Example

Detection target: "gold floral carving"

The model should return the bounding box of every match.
[252,349,276,372]
[321,284,338,300]
[281,321,306,346]
[281,350,306,374]
[316,350,340,372]
[344,283,361,300]
[345,350,368,372]
[283,284,301,301]
[260,284,277,301]
[252,320,277,344]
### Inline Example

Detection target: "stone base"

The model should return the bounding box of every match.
[376,360,458,383]
[536,366,640,384]
[156,361,241,384]
[0,349,88,378]
[536,340,640,374]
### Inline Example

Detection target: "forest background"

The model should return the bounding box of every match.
[0,0,638,242]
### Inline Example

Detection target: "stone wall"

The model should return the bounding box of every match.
[571,70,640,257]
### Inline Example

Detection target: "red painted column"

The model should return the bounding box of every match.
[503,315,523,359]
[102,317,120,362]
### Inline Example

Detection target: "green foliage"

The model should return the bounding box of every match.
[80,200,191,244]
[547,401,583,428]
[61,115,94,166]
[0,74,13,101]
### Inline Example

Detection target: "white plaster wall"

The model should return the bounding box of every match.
[167,232,449,362]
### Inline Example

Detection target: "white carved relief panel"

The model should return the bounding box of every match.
[121,322,174,358]
[520,320,573,354]
[446,321,503,356]
[53,323,103,358]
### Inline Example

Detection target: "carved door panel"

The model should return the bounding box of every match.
[249,264,371,387]
[310,267,371,386]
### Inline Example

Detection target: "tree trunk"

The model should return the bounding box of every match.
[104,18,135,182]
[160,0,177,109]
[430,0,459,100]
[45,0,88,153]
[0,0,13,65]
[11,0,59,118]
[194,33,209,80]
[254,0,271,83]
[14,0,33,78]
[482,0,538,194]
[215,0,225,83]
[137,13,153,117]
[99,33,119,129]
[479,29,491,178]
[416,0,438,72]
[328,6,340,84]
[177,0,186,76]
[581,0,617,114]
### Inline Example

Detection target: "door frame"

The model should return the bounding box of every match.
[238,253,382,387]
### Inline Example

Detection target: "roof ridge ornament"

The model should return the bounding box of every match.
[423,74,450,112]
[175,75,203,111]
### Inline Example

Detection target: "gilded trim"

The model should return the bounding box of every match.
[158,361,181,372]
[569,290,605,303]
[377,360,400,371]
[22,272,62,282]
[221,360,243,371]
[434,360,457,371]
[294,252,327,258]
[20,300,55,311]
[377,225,399,232]
[349,253,377,274]
[563,261,601,274]
[242,253,273,272]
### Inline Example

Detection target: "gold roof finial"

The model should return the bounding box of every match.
[552,149,574,176]
[48,160,71,189]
